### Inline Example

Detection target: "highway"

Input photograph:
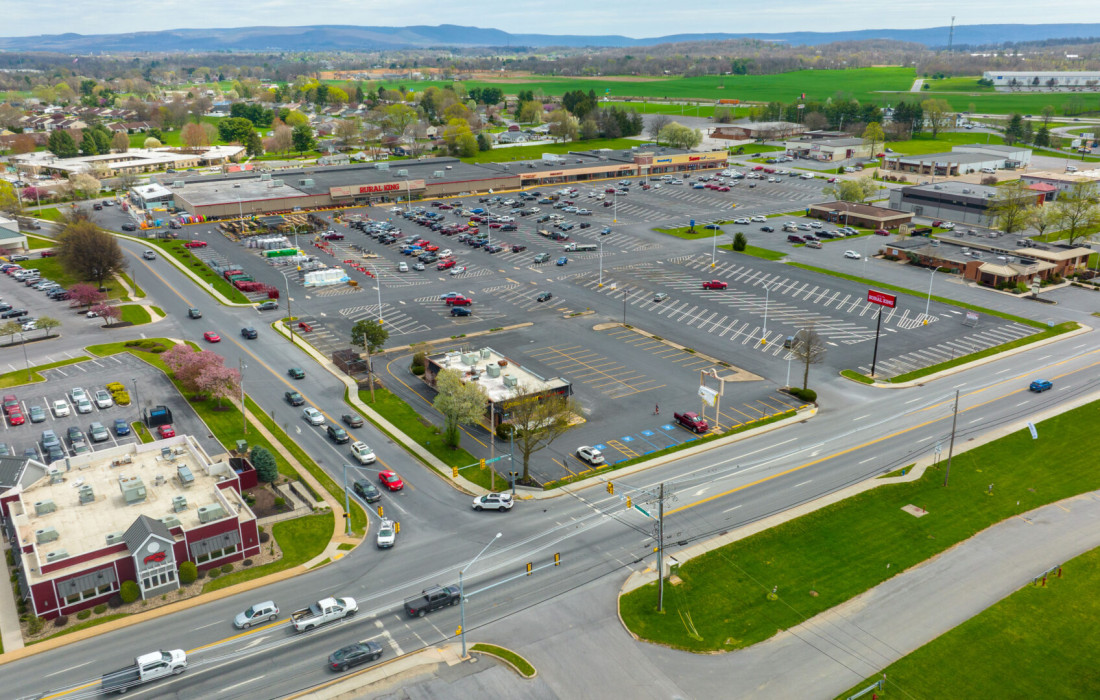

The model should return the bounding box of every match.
[4,220,1098,699]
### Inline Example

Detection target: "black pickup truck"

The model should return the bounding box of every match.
[404,585,461,617]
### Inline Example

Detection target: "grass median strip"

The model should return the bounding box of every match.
[119,304,152,325]
[0,356,89,389]
[144,239,251,304]
[470,643,537,677]
[619,399,1100,652]
[835,544,1100,699]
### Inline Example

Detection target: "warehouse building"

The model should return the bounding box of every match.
[888,181,1044,227]
[712,122,805,140]
[1021,169,1100,197]
[882,145,1031,177]
[883,237,1091,287]
[981,70,1100,89]
[807,201,913,229]
[14,146,244,178]
[0,437,259,620]
[784,137,872,162]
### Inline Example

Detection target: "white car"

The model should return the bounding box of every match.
[302,407,325,425]
[844,250,862,260]
[472,492,514,511]
[52,399,70,417]
[734,218,751,225]
[94,390,114,409]
[350,441,376,464]
[376,519,396,548]
[450,266,467,276]
[438,249,453,258]
[800,172,815,179]
[750,216,767,223]
[941,222,956,230]
[75,399,93,414]
[576,446,606,465]
[397,262,408,273]
[70,387,88,403]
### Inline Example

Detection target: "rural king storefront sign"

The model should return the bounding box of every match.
[867,290,897,308]
[330,180,425,198]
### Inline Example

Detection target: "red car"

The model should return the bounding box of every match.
[203,331,221,343]
[158,424,176,438]
[2,395,18,416]
[437,259,457,270]
[673,411,709,434]
[874,229,890,236]
[379,470,404,491]
[702,280,728,290]
[423,243,440,252]
[40,250,57,258]
[717,186,731,192]
[183,241,208,248]
[752,165,765,171]
[8,407,25,426]
[445,296,472,306]
[488,222,502,229]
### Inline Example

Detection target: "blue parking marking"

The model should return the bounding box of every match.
[634,433,661,450]
[660,424,677,431]
[595,443,608,450]
[641,430,655,437]
[620,436,634,442]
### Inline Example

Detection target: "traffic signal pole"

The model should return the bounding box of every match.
[658,482,665,613]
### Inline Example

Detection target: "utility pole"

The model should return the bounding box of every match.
[657,482,665,612]
[943,390,960,487]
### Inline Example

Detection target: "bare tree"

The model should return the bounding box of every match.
[648,114,672,143]
[988,181,1037,236]
[1053,182,1100,246]
[110,131,130,153]
[790,326,826,391]
[57,219,126,290]
[501,384,578,482]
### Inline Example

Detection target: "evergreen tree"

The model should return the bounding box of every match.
[79,131,99,156]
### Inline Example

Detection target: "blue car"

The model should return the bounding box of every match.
[451,307,472,317]
[113,418,131,436]
[556,256,568,266]
[1029,380,1053,393]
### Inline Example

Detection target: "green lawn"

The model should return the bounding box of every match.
[31,207,65,222]
[736,245,787,261]
[916,90,1100,117]
[918,76,993,92]
[133,421,154,443]
[620,399,1100,652]
[470,643,537,677]
[119,305,152,325]
[18,257,128,300]
[837,544,1100,699]
[886,131,1007,156]
[654,223,734,239]
[25,234,55,250]
[0,356,89,389]
[142,239,251,304]
[31,614,129,644]
[203,513,333,592]
[467,137,647,164]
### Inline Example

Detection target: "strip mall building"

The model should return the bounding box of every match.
[164,147,729,219]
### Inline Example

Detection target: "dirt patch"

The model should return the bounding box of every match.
[246,484,292,518]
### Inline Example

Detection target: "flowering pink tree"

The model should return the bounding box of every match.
[90,303,121,326]
[69,283,105,308]
[194,364,241,408]
[163,345,230,400]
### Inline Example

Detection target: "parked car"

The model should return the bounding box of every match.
[157,424,176,438]
[89,421,110,442]
[673,411,709,434]
[536,291,553,302]
[701,280,728,290]
[93,390,114,409]
[472,492,514,511]
[576,446,606,465]
[28,405,46,423]
[114,418,131,436]
[52,399,70,417]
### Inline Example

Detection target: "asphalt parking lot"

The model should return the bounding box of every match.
[1,353,222,462]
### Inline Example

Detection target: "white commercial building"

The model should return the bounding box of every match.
[982,70,1100,89]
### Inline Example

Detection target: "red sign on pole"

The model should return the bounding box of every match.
[867,290,897,308]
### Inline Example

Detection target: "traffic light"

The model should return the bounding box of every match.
[394,521,401,533]
[526,562,533,576]
[606,482,614,495]
[456,625,462,635]
[480,458,486,470]
[626,497,632,509]
[376,505,384,517]
[452,466,459,478]
[554,553,561,566]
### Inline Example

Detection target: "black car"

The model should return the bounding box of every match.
[121,223,137,231]
[284,390,305,406]
[328,640,384,672]
[353,479,382,503]
[1,309,28,319]
[536,291,553,302]
[342,413,364,428]
[241,327,258,339]
[327,425,350,444]
[451,307,472,317]
[761,225,775,232]
[511,244,527,253]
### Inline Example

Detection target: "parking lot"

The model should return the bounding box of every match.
[1,353,222,462]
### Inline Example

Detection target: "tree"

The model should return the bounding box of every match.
[732,232,748,251]
[217,117,254,144]
[334,118,361,147]
[988,181,1037,236]
[68,282,106,308]
[712,106,735,124]
[476,132,492,151]
[547,109,579,142]
[180,122,210,148]
[648,114,672,143]
[1004,113,1025,146]
[382,103,418,139]
[36,316,61,337]
[12,133,36,154]
[1041,105,1055,126]
[0,320,21,344]
[501,383,578,482]
[454,132,478,157]
[517,101,542,124]
[119,580,141,604]
[110,131,129,153]
[245,130,263,157]
[0,182,23,216]
[291,124,315,154]
[351,318,388,403]
[823,176,877,203]
[1034,125,1051,148]
[659,122,703,149]
[284,110,310,129]
[178,561,198,585]
[250,446,278,483]
[69,173,100,199]
[90,302,121,326]
[143,137,162,149]
[195,363,241,408]
[862,122,885,159]
[57,220,126,289]
[1053,182,1100,247]
[163,344,232,400]
[432,369,487,449]
[272,124,293,154]
[579,116,600,140]
[920,99,953,138]
[1029,205,1058,242]
[803,111,829,131]
[789,326,826,391]
[47,129,79,158]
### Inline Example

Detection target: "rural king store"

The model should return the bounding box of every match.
[516,149,729,186]
[329,180,428,206]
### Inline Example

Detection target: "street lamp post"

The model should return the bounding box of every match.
[598,238,604,287]
[239,358,247,435]
[613,191,618,224]
[925,267,938,319]
[18,332,30,383]
[341,464,352,536]
[404,179,411,212]
[460,532,502,658]
[761,279,780,344]
[131,376,141,423]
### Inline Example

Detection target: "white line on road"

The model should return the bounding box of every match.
[193,620,224,631]
[905,397,923,404]
[722,504,743,514]
[858,457,875,465]
[1016,401,1030,407]
[793,480,813,488]
[222,676,266,694]
[1036,355,1050,361]
[952,383,966,389]
[969,418,984,424]
[853,415,870,421]
[995,368,1014,374]
[918,435,933,442]
[45,660,94,677]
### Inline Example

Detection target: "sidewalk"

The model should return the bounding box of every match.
[0,540,23,652]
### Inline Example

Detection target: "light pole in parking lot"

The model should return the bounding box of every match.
[18,332,30,383]
[924,267,938,320]
[131,376,141,423]
[239,359,247,435]
[404,179,411,212]
[341,464,353,536]
[460,532,502,659]
[598,238,604,287]
[761,279,780,345]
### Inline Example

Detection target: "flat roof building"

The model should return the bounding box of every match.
[807,201,913,229]
[982,70,1100,89]
[784,137,872,162]
[888,181,1043,227]
[883,145,1031,177]
[0,436,259,620]
[1021,169,1100,196]
[712,122,805,140]
[14,146,244,178]
[882,237,1091,287]
[0,215,28,255]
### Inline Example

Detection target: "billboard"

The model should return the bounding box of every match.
[867,290,897,308]
[330,180,425,198]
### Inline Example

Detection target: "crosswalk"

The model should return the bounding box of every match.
[338,303,431,336]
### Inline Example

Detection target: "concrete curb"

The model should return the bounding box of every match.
[470,645,537,679]
[110,231,253,307]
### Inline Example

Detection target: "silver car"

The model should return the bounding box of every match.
[302,407,325,426]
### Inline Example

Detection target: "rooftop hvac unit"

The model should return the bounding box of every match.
[933,185,942,190]
[503,374,519,388]
[962,188,971,194]
[172,180,185,188]
[172,496,188,513]
[197,504,228,524]
[376,162,390,170]
[261,173,272,180]
[106,532,125,546]
[480,348,491,359]
[296,178,311,187]
[34,499,57,516]
[35,527,60,544]
[78,484,94,505]
[462,353,479,366]
[233,184,241,188]
[271,179,284,187]
[118,475,147,505]
[176,464,195,487]
[397,169,408,177]
[45,550,70,563]
[160,515,182,530]
[48,468,63,484]
[486,364,501,378]
[433,171,444,179]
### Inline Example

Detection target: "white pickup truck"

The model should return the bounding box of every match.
[101,649,187,694]
[291,596,358,632]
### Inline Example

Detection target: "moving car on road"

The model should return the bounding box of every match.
[302,407,325,425]
[379,470,404,491]
[328,640,384,672]
[473,492,514,511]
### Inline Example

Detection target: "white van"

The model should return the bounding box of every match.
[980,167,996,174]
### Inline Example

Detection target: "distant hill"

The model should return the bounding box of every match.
[0,23,1098,53]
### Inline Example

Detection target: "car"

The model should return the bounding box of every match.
[9,254,29,262]
[187,307,202,319]
[94,390,114,409]
[787,234,806,244]
[8,407,25,426]
[329,640,385,671]
[342,413,364,428]
[844,250,862,260]
[327,424,350,444]
[89,421,110,443]
[121,223,137,232]
[536,291,553,302]
[1029,380,1053,393]
[234,601,280,629]
[258,300,279,311]
[673,411,709,434]
[379,470,404,491]
[576,446,606,465]
[288,367,306,379]
[353,479,381,502]
[653,292,669,302]
[376,519,397,548]
[75,398,93,414]
[157,424,176,438]
[396,261,409,273]
[702,280,728,290]
[284,390,306,407]
[302,407,325,425]
[1,308,28,319]
[28,405,46,424]
[450,307,473,317]
[556,256,568,266]
[183,240,208,248]
[201,330,222,343]
[472,492,514,512]
[761,225,775,232]
[350,441,376,465]
[439,292,460,300]
[142,250,156,260]
[1,395,17,416]
[450,266,467,276]
[445,296,472,307]
[874,228,890,236]
[733,218,751,225]
[52,399,70,417]
[113,418,131,436]
[437,259,457,270]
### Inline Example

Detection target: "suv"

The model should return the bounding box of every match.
[1029,379,1053,393]
[187,307,202,319]
[472,492,514,511]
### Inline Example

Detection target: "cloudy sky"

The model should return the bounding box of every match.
[4,1,1099,37]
